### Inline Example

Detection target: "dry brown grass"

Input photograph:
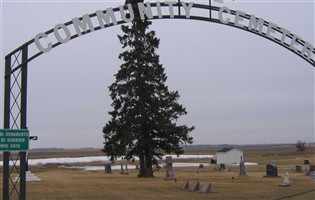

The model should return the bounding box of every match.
[1,145,315,199]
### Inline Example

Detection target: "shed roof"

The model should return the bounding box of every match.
[217,148,243,153]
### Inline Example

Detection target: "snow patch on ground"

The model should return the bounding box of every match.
[0,155,213,166]
[0,154,257,170]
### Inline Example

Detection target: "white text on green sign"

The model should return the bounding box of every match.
[0,129,29,151]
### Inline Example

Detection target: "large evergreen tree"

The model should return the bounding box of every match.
[102,0,194,177]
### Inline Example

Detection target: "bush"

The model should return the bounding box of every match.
[295,140,307,151]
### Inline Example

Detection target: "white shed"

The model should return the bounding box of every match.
[216,148,244,165]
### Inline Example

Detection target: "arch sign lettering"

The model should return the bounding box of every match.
[2,0,314,199]
[32,1,314,65]
[5,0,315,77]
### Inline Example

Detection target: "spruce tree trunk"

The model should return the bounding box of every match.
[138,154,146,177]
[145,154,154,177]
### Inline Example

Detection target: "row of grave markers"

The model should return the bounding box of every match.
[104,156,315,184]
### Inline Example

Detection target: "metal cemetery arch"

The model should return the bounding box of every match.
[2,1,315,199]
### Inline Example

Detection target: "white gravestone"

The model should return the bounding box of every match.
[15,171,41,182]
[279,172,291,187]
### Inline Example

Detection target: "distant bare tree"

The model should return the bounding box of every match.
[295,140,307,151]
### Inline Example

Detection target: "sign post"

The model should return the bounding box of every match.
[1,129,29,200]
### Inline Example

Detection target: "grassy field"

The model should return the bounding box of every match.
[1,145,315,199]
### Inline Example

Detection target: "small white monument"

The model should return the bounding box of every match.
[279,172,291,187]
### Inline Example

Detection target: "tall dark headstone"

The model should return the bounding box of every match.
[239,156,247,176]
[105,163,112,173]
[124,163,129,174]
[219,164,225,171]
[120,163,124,174]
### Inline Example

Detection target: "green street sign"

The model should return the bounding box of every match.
[0,129,29,151]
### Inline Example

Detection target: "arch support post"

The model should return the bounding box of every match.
[3,49,12,200]
[2,45,28,200]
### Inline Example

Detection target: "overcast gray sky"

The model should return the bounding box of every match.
[1,0,314,149]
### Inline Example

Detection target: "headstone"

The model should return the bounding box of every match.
[27,171,41,181]
[15,171,41,182]
[104,163,112,173]
[182,181,189,190]
[279,172,291,187]
[190,181,199,192]
[306,165,315,176]
[200,182,211,194]
[304,160,310,165]
[124,163,129,174]
[164,156,176,180]
[239,161,247,176]
[265,164,279,177]
[219,164,225,171]
[295,165,302,173]
[119,162,129,174]
[120,163,124,174]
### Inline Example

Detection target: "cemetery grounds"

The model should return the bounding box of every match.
[0,145,314,199]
